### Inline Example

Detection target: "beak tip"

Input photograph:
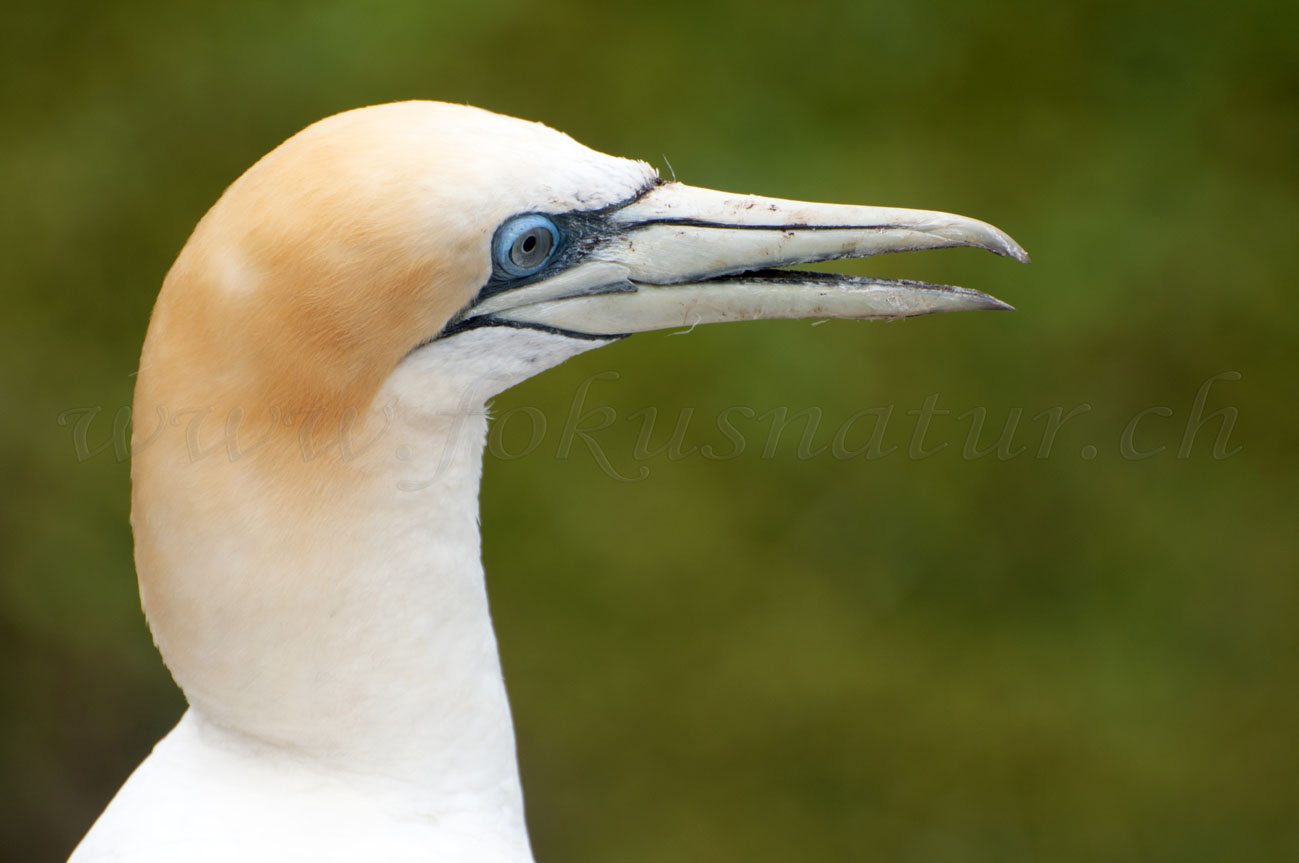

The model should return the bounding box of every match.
[996,236,1031,265]
[966,292,1015,313]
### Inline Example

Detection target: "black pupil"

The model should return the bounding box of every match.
[511,228,552,268]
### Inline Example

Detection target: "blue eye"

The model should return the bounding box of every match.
[493,214,560,278]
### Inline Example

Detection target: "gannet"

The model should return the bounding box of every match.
[70,101,1027,863]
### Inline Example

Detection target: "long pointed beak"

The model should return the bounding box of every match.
[455,182,1028,338]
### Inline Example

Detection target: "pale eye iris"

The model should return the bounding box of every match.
[510,227,554,270]
[493,214,560,278]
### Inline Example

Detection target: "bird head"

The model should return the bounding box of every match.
[137,101,1025,439]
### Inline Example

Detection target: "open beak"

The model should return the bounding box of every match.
[452,182,1029,338]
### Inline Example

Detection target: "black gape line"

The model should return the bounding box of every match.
[438,315,629,343]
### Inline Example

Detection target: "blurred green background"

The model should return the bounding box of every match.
[3,0,1296,860]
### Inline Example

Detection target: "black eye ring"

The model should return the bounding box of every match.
[493,214,560,278]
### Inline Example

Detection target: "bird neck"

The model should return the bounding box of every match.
[173,397,524,807]
[132,328,605,843]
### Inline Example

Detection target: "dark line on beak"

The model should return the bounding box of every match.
[621,219,913,233]
[430,315,629,345]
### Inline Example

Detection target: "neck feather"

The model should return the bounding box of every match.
[131,327,604,830]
